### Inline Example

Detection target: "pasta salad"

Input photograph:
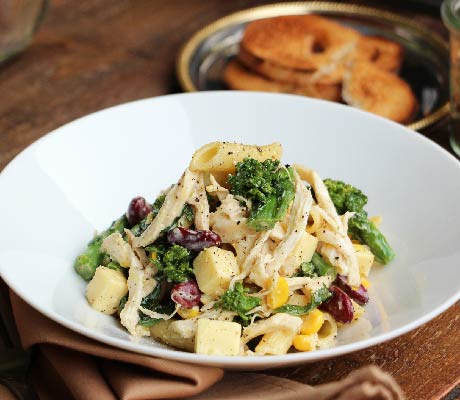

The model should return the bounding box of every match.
[75,142,394,356]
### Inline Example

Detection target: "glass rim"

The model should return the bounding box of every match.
[442,0,460,32]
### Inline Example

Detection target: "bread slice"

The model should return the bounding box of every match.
[223,60,342,102]
[354,36,403,73]
[342,61,417,123]
[238,45,346,85]
[241,15,360,71]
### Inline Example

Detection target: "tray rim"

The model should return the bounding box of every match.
[176,1,450,132]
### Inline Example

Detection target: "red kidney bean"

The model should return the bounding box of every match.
[334,275,369,305]
[320,285,354,324]
[167,227,221,251]
[171,280,201,308]
[126,196,152,226]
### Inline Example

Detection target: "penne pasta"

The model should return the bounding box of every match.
[317,312,338,349]
[190,141,282,173]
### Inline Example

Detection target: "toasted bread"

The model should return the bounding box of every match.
[354,36,403,73]
[241,15,360,71]
[342,61,417,123]
[238,45,345,85]
[223,60,342,101]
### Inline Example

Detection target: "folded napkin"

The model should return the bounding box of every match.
[9,292,405,400]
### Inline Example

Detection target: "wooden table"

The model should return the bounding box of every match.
[0,1,458,399]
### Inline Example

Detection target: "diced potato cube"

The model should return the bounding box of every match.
[281,232,318,276]
[86,266,128,314]
[193,247,239,297]
[195,319,241,356]
[353,244,375,277]
[287,293,309,307]
[255,329,295,355]
[150,320,196,352]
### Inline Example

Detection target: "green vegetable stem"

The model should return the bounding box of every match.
[348,211,395,264]
[323,179,395,264]
[74,215,128,281]
[297,252,337,278]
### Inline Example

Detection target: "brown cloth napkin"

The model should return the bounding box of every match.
[10,292,405,400]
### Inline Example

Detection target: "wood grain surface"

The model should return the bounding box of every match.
[0,1,458,399]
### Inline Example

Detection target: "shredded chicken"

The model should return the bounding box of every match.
[189,172,210,230]
[209,193,252,243]
[101,232,148,336]
[232,234,259,267]
[246,240,274,288]
[125,229,157,297]
[125,229,154,269]
[134,169,200,247]
[269,222,285,242]
[235,230,272,287]
[138,306,177,321]
[242,313,302,344]
[264,171,313,279]
[245,170,313,287]
[285,276,333,293]
[205,173,229,201]
[294,165,360,287]
[100,232,133,268]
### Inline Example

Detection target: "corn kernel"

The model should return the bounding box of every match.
[266,277,289,309]
[369,215,382,228]
[293,334,317,352]
[150,252,157,261]
[177,306,200,319]
[361,277,370,289]
[301,309,324,335]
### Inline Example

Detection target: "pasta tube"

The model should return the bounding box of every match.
[190,142,282,173]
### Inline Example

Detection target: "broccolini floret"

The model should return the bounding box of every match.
[156,244,193,283]
[74,215,128,281]
[228,158,295,231]
[323,179,368,214]
[324,179,395,264]
[218,282,261,324]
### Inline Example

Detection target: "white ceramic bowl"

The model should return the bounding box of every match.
[1,92,460,369]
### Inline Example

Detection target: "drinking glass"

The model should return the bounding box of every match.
[0,0,47,64]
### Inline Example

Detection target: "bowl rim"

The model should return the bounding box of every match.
[176,1,450,133]
[2,91,460,367]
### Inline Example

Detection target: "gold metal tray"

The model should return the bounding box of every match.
[177,2,450,131]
